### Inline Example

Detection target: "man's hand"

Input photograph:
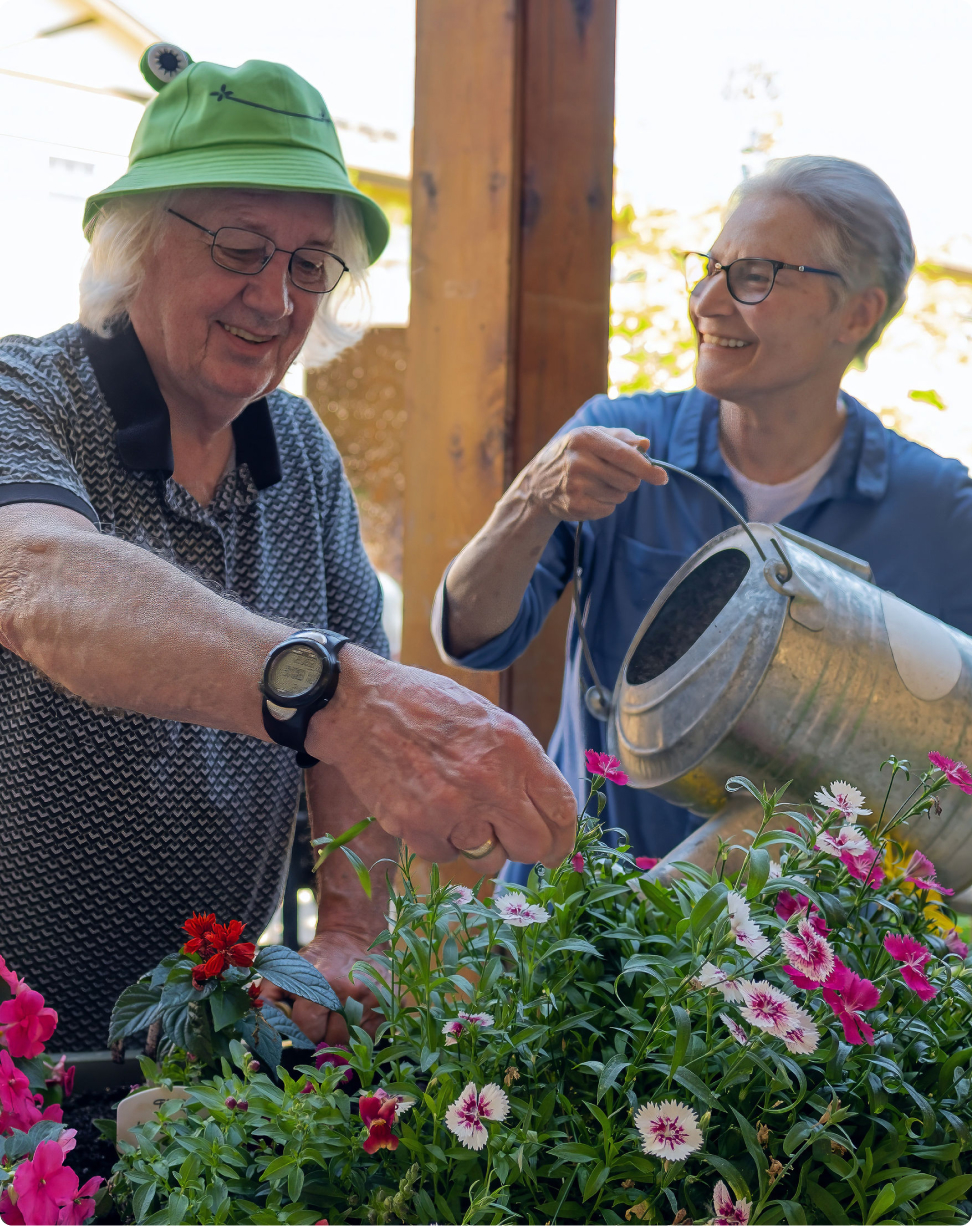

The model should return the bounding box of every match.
[259,929,382,1043]
[309,652,577,874]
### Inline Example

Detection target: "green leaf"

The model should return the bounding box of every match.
[597,1053,630,1101]
[582,1161,610,1201]
[109,980,163,1044]
[937,1045,972,1094]
[340,844,373,899]
[253,945,341,1009]
[209,984,253,1033]
[261,1002,316,1049]
[913,1176,972,1215]
[890,1174,937,1208]
[262,1154,297,1182]
[775,1201,808,1225]
[166,1194,189,1224]
[701,1154,750,1201]
[745,848,771,900]
[287,1165,304,1203]
[550,1142,600,1163]
[807,1180,849,1225]
[542,937,600,958]
[672,1066,721,1108]
[731,1105,768,1200]
[311,814,375,867]
[669,1005,690,1076]
[132,1181,155,1223]
[688,882,729,941]
[865,1183,895,1225]
[908,387,946,410]
[783,1120,814,1155]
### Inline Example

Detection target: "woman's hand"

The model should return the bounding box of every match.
[516,426,667,523]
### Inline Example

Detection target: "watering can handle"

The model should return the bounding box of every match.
[573,460,787,720]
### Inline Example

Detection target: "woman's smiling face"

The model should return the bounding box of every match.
[129,188,333,415]
[690,193,859,402]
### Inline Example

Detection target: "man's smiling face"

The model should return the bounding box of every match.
[130,188,333,419]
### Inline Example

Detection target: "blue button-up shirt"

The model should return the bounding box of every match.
[436,388,972,877]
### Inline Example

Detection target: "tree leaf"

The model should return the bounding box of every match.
[254,945,341,1010]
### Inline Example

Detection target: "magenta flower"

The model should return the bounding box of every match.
[314,1044,354,1085]
[0,1048,37,1133]
[775,890,828,936]
[840,845,885,890]
[884,934,937,1001]
[449,885,474,906]
[739,981,800,1037]
[821,963,880,1045]
[634,1099,702,1161]
[585,749,629,786]
[12,1140,80,1225]
[445,1082,509,1150]
[0,1188,21,1226]
[0,954,23,996]
[945,928,969,959]
[712,1179,751,1225]
[570,853,585,873]
[635,856,660,871]
[779,1007,821,1055]
[928,751,972,794]
[0,986,57,1059]
[55,1177,103,1226]
[903,850,954,896]
[781,920,835,984]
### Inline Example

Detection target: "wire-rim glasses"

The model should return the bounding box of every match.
[681,251,842,305]
[167,209,349,295]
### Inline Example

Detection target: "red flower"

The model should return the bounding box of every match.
[0,986,58,1059]
[182,912,217,955]
[585,749,629,786]
[570,853,585,873]
[821,962,880,1046]
[247,983,264,1011]
[182,913,254,985]
[359,1092,399,1154]
[928,751,972,795]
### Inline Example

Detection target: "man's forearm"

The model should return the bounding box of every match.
[306,763,398,939]
[0,504,286,739]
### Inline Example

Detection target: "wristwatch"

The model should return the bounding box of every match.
[260,630,349,768]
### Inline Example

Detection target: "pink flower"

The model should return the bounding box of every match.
[775,891,828,936]
[449,885,474,906]
[0,955,23,997]
[780,1007,820,1055]
[0,988,57,1060]
[56,1129,77,1157]
[585,749,628,786]
[816,825,870,858]
[821,963,880,1045]
[12,1140,79,1225]
[0,1048,42,1133]
[781,920,835,984]
[840,845,885,889]
[314,1044,353,1085]
[635,856,660,871]
[56,1177,102,1226]
[494,892,549,927]
[814,781,870,821]
[945,928,969,960]
[445,1082,509,1150]
[884,934,937,1001]
[719,1013,749,1046]
[928,751,972,794]
[570,853,585,873]
[903,850,954,896]
[441,1010,494,1045]
[45,1056,75,1099]
[739,981,800,1037]
[0,1187,24,1225]
[634,1100,702,1161]
[712,1179,751,1225]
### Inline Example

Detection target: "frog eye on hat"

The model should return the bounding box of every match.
[140,43,193,92]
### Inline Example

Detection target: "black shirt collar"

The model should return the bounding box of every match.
[81,324,282,491]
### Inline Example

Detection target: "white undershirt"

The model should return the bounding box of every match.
[721,399,845,524]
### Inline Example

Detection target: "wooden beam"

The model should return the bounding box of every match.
[403,0,616,744]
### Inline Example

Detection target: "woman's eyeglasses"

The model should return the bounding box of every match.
[681,251,842,305]
[167,209,349,294]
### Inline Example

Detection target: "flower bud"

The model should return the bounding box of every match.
[301,1082,314,1095]
[224,1096,237,1109]
[237,1099,248,1111]
[249,1061,261,1073]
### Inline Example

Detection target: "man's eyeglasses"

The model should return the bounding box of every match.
[167,209,349,295]
[681,251,842,305]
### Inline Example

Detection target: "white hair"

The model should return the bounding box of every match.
[727,155,915,357]
[79,189,371,366]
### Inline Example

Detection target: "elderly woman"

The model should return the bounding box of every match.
[0,47,575,1051]
[438,155,972,881]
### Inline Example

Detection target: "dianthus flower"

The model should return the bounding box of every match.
[0,986,57,1060]
[493,892,549,927]
[720,1014,749,1046]
[884,933,937,1001]
[928,751,972,794]
[821,963,879,1045]
[712,1179,751,1225]
[903,850,954,896]
[840,845,885,889]
[449,885,474,905]
[814,781,871,821]
[585,749,628,786]
[739,981,800,1037]
[634,1099,702,1161]
[780,920,835,984]
[775,890,828,936]
[779,1007,820,1055]
[441,1010,494,1045]
[944,928,969,960]
[727,892,770,960]
[815,825,870,858]
[445,1082,509,1150]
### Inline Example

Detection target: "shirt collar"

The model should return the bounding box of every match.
[669,386,889,503]
[80,324,282,490]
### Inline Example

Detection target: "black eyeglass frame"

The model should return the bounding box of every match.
[682,251,843,305]
[167,208,349,295]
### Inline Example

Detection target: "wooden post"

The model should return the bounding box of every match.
[403,0,616,742]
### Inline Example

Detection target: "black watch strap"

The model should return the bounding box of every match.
[261,630,349,768]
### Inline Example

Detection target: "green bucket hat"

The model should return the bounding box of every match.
[83,44,389,264]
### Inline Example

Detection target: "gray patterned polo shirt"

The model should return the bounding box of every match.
[0,322,388,1050]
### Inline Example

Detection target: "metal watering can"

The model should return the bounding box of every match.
[576,462,972,900]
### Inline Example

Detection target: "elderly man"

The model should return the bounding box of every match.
[0,47,575,1052]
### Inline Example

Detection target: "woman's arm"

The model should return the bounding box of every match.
[444,426,667,657]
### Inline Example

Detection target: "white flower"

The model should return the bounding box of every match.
[780,920,835,983]
[814,781,871,822]
[718,977,750,1004]
[739,981,801,1037]
[634,1099,703,1161]
[494,891,549,927]
[445,1082,509,1150]
[441,1010,495,1045]
[449,885,474,905]
[727,891,770,961]
[780,1007,820,1055]
[691,961,727,990]
[713,1180,752,1225]
[720,1013,749,1046]
[815,825,871,858]
[768,859,782,879]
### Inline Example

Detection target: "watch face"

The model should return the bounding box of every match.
[267,644,325,699]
